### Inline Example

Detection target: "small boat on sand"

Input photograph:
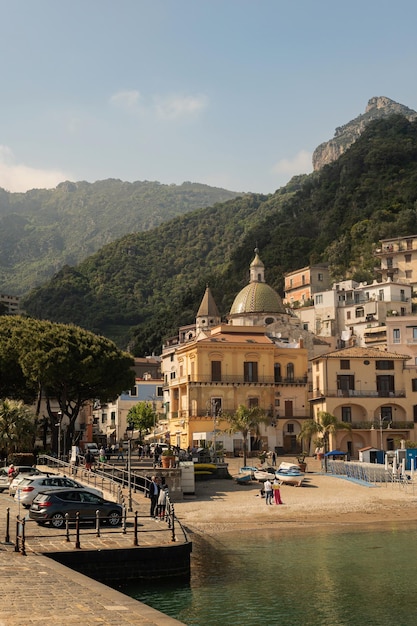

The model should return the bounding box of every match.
[254,467,276,482]
[275,462,304,486]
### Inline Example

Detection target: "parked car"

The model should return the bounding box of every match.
[15,475,103,507]
[8,467,45,495]
[0,468,10,492]
[83,443,100,456]
[29,489,123,528]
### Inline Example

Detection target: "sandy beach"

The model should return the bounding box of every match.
[174,457,417,537]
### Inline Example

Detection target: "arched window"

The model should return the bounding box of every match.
[286,363,294,381]
[274,363,281,383]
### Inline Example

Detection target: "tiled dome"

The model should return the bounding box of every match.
[229,282,285,315]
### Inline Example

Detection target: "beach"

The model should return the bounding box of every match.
[174,457,417,536]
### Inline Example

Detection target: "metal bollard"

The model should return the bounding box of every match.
[133,511,138,546]
[122,506,127,534]
[95,509,101,537]
[5,507,10,543]
[65,513,70,542]
[75,512,81,549]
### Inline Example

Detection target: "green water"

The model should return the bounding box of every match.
[125,523,417,625]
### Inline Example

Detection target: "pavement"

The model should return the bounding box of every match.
[0,462,186,626]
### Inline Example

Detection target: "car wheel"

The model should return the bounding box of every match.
[107,510,121,526]
[50,513,65,528]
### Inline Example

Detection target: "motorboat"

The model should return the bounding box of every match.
[275,462,304,486]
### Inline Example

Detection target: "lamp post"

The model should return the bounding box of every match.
[55,411,62,461]
[207,399,220,465]
[379,414,392,451]
[126,421,134,512]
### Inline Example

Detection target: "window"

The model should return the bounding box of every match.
[413,328,417,341]
[393,329,400,344]
[340,360,350,370]
[244,362,258,382]
[130,386,137,396]
[248,397,259,409]
[101,413,107,423]
[346,311,351,320]
[376,360,394,370]
[412,379,417,392]
[315,294,323,304]
[318,273,323,281]
[414,406,417,423]
[170,372,176,380]
[287,423,294,433]
[274,363,281,382]
[407,239,413,250]
[211,361,222,382]
[157,386,163,397]
[355,307,364,318]
[303,323,309,330]
[406,270,413,279]
[341,407,352,423]
[286,363,294,381]
[376,375,395,396]
[337,375,354,394]
[110,411,116,422]
[405,254,412,263]
[302,275,306,285]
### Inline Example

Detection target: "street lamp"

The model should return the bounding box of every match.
[379,414,392,451]
[207,399,220,464]
[55,411,62,462]
[126,421,134,512]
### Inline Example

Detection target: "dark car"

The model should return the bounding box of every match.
[29,489,123,528]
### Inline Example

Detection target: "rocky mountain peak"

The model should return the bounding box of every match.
[312,96,417,171]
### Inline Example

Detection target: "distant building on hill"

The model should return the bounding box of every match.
[0,293,21,315]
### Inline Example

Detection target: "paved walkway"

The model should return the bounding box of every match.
[0,470,186,625]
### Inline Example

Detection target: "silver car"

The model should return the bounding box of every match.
[15,475,103,507]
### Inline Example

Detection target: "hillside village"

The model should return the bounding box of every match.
[90,235,417,461]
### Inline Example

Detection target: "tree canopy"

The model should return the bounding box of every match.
[0,316,135,448]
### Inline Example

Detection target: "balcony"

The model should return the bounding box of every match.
[349,421,414,430]
[184,375,307,386]
[310,389,405,399]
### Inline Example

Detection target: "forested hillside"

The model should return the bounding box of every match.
[0,179,240,294]
[23,115,417,354]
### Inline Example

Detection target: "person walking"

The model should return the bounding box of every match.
[149,476,160,517]
[264,478,273,505]
[273,478,283,504]
[99,446,106,465]
[157,484,168,519]
[84,451,94,471]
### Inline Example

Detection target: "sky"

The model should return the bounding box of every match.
[1,0,417,195]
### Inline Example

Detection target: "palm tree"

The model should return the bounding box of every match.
[0,398,36,456]
[224,404,269,467]
[297,410,351,471]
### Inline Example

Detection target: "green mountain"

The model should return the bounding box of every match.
[0,179,241,294]
[23,114,417,354]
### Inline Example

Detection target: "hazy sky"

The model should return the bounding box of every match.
[1,0,416,194]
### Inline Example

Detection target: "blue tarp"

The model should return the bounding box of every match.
[325,450,347,457]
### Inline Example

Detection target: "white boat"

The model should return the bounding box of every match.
[275,462,304,486]
[253,468,275,481]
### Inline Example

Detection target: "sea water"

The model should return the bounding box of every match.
[124,523,417,626]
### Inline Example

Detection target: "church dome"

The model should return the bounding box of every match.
[229,281,284,315]
[229,248,285,318]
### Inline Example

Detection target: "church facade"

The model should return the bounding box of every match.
[161,250,310,457]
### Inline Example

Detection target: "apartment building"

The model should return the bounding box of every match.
[309,346,417,458]
[284,264,330,306]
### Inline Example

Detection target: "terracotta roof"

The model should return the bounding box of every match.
[312,346,409,360]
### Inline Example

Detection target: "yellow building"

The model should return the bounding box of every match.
[162,251,310,456]
[309,346,417,457]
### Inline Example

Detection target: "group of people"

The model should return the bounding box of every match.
[148,475,169,519]
[263,477,283,505]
